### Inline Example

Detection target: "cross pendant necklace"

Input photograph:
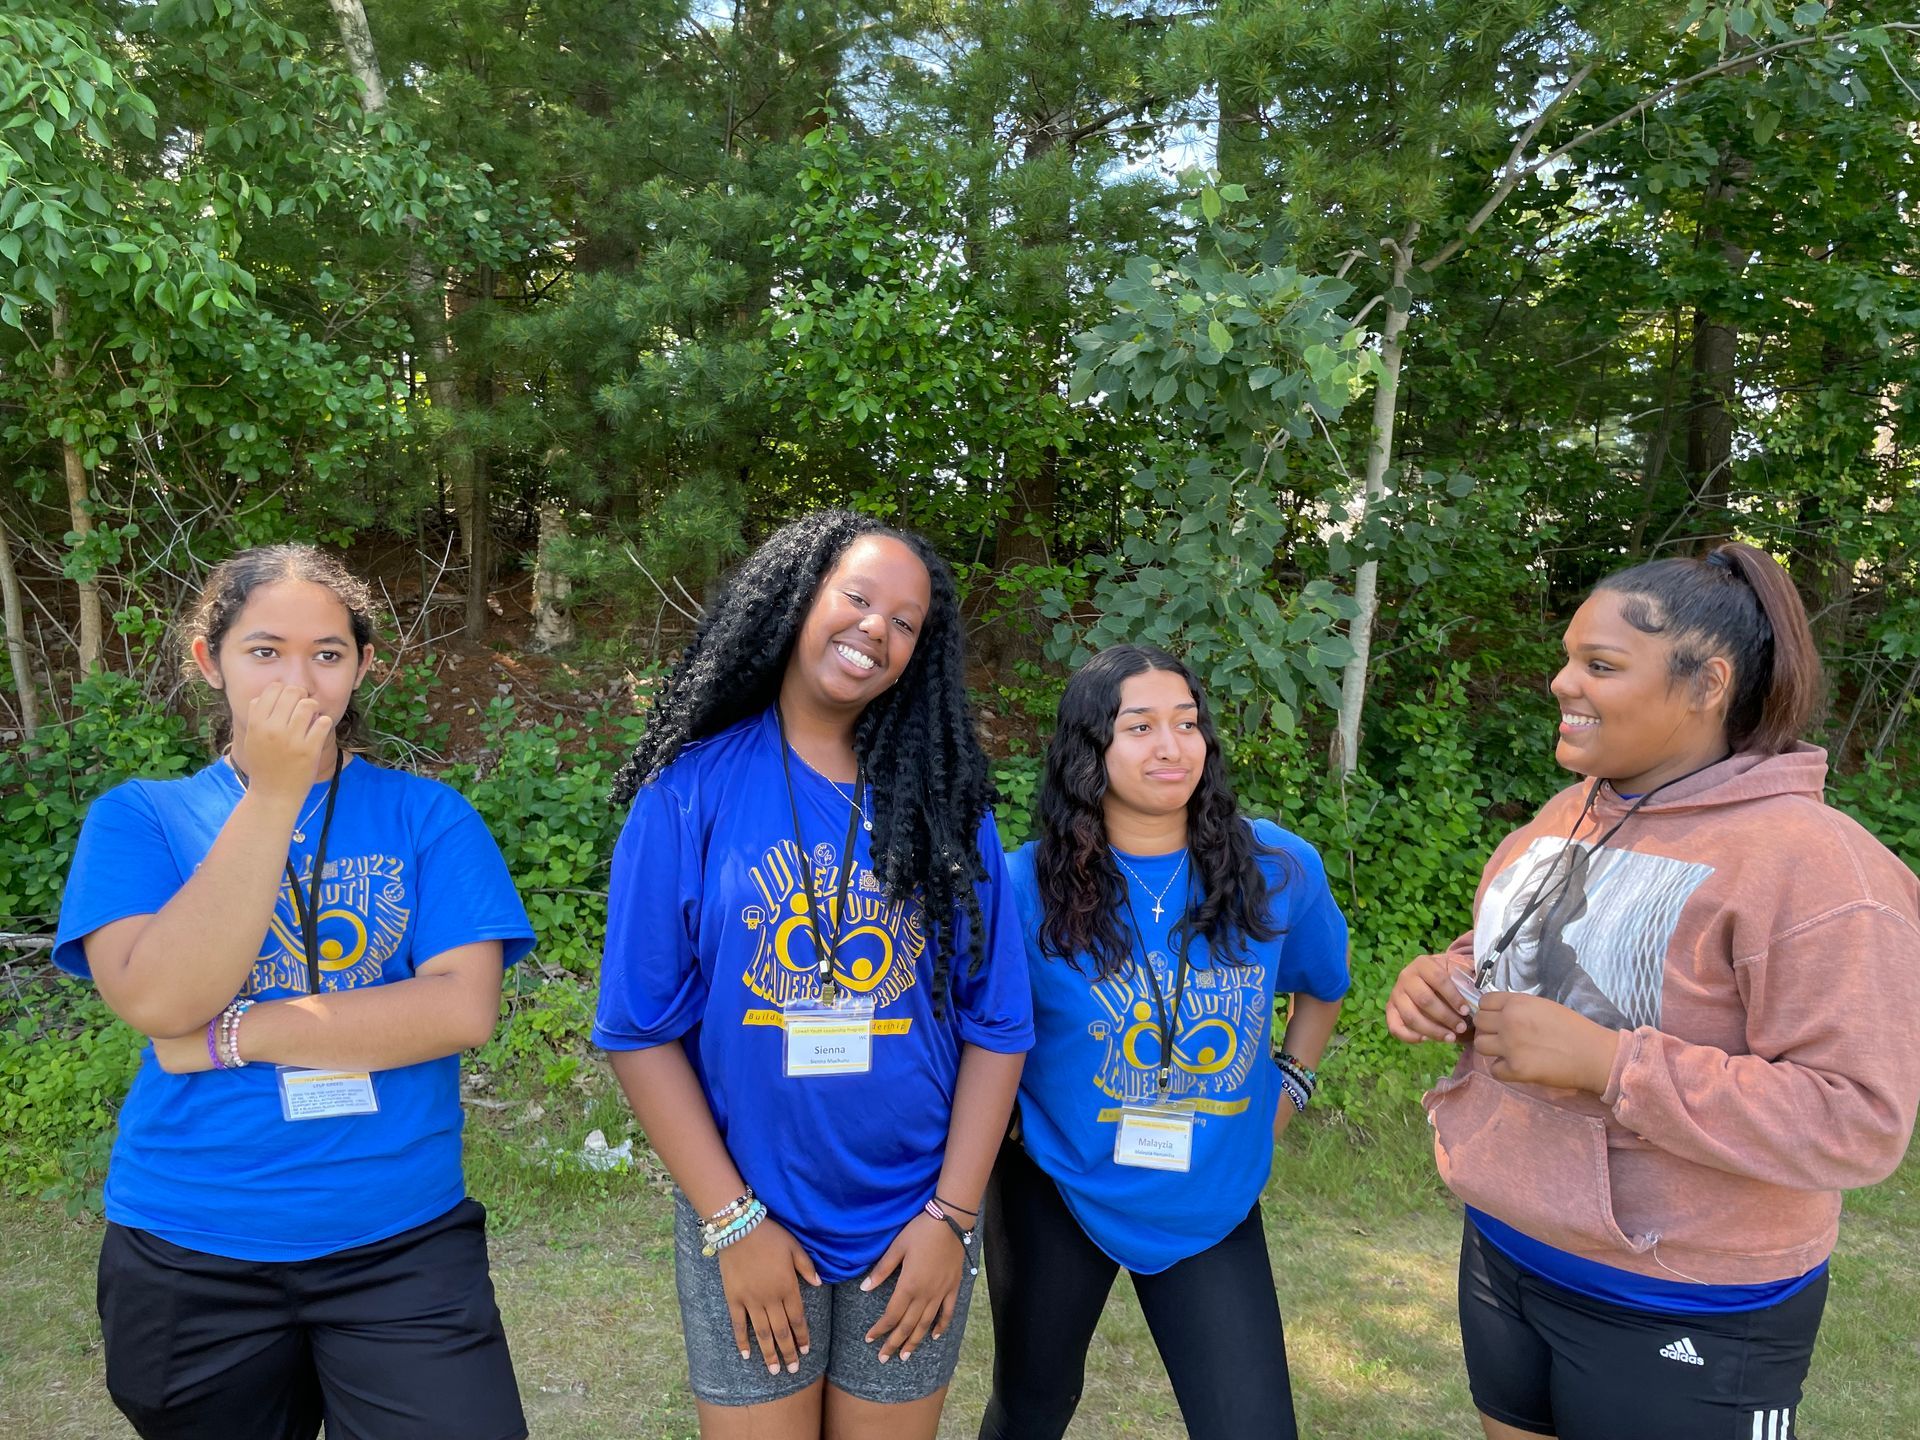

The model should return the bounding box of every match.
[1110,849,1188,925]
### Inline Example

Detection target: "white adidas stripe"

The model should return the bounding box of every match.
[1751,1407,1794,1439]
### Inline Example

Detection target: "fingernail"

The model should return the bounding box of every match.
[859,1279,872,1291]
[800,1345,810,1356]
[767,1363,780,1375]
[739,1350,750,1360]
[878,1353,889,1364]
[787,1362,799,1374]
[902,1351,914,1361]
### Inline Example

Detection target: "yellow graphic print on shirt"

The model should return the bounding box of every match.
[1088,954,1266,1117]
[248,854,413,996]
[739,839,925,1011]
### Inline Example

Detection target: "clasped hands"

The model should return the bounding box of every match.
[718,1209,966,1376]
[1387,954,1621,1094]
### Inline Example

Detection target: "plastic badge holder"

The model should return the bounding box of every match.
[782,997,876,1077]
[1113,1098,1196,1172]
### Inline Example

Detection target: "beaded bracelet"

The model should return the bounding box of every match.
[216,999,255,1070]
[701,1199,767,1258]
[704,1189,756,1227]
[923,1199,978,1276]
[1279,1072,1310,1114]
[1273,1049,1318,1101]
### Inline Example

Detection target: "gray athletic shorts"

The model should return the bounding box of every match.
[672,1191,977,1407]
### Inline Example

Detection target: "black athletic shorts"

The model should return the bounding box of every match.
[1459,1217,1826,1440]
[98,1196,526,1440]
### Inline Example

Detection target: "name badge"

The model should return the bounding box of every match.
[782,999,875,1077]
[1114,1100,1196,1172]
[277,1067,379,1121]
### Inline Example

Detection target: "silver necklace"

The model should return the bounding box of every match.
[226,754,336,843]
[1111,848,1189,924]
[793,747,872,832]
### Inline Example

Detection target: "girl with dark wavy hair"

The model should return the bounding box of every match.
[54,544,534,1440]
[594,509,1032,1439]
[979,644,1349,1440]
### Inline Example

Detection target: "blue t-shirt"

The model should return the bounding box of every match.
[1008,821,1349,1274]
[1466,1209,1827,1314]
[593,707,1035,1282]
[53,757,535,1262]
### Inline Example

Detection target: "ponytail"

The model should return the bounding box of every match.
[1596,541,1823,755]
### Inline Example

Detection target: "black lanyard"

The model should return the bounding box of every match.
[1476,754,1730,989]
[1119,863,1196,1099]
[282,750,343,995]
[774,708,865,1005]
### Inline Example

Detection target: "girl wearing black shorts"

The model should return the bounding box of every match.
[1389,543,1920,1440]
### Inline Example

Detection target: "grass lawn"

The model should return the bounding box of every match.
[3,1096,1915,1439]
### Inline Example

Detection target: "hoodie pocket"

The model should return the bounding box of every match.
[1425,1069,1653,1260]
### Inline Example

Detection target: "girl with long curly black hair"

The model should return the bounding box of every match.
[594,509,1032,1439]
[979,644,1349,1440]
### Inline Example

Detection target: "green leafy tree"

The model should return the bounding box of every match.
[0,0,546,687]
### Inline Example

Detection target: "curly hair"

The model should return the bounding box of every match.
[1034,644,1286,978]
[610,509,997,1006]
[184,544,376,753]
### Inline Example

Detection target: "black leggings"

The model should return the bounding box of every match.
[978,1135,1298,1440]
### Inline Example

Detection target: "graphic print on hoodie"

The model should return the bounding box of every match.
[1478,839,1714,1029]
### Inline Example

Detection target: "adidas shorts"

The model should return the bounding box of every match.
[1459,1218,1826,1439]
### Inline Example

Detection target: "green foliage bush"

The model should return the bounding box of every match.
[5,676,1915,1208]
[446,698,646,976]
[0,979,144,1211]
[1229,666,1524,1113]
[0,672,200,931]
[1830,760,1920,871]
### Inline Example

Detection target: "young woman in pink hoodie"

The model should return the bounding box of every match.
[1388,542,1920,1440]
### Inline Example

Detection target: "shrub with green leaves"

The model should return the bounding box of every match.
[0,671,199,931]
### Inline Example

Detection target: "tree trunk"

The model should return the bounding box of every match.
[0,514,40,738]
[324,0,389,108]
[324,0,482,636]
[464,394,491,640]
[993,98,1072,578]
[1331,229,1417,776]
[1686,153,1753,540]
[530,502,575,651]
[1629,305,1686,556]
[50,300,105,675]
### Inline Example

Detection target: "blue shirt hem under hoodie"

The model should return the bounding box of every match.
[1466,1209,1826,1314]
[592,707,1035,1283]
[1007,820,1349,1274]
[53,757,536,1263]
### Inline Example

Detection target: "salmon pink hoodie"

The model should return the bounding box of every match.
[1425,744,1920,1285]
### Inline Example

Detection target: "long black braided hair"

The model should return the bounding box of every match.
[1034,644,1288,978]
[611,509,997,1005]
